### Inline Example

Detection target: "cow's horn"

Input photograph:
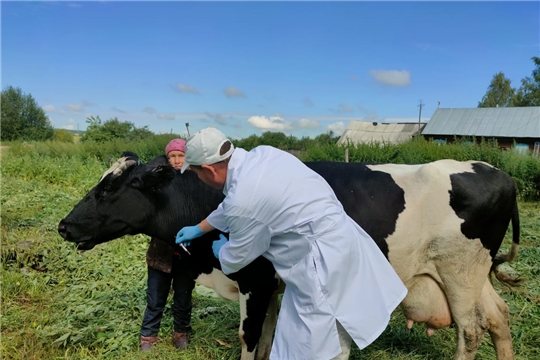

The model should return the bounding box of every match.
[99,157,139,182]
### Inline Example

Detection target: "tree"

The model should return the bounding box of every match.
[314,131,339,145]
[0,85,54,141]
[513,56,540,107]
[81,115,155,142]
[477,72,515,108]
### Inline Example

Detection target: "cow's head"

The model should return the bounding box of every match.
[58,152,175,250]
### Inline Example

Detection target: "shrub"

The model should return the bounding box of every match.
[52,130,74,143]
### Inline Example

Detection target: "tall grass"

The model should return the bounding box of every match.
[299,138,540,200]
[1,141,539,359]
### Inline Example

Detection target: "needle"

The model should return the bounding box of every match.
[179,243,191,255]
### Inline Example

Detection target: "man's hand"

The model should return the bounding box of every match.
[212,234,228,259]
[175,225,204,246]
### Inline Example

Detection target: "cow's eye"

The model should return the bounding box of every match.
[95,185,113,199]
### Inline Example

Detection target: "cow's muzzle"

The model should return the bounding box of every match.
[58,220,69,240]
[58,220,96,250]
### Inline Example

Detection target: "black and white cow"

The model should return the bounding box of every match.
[58,152,520,360]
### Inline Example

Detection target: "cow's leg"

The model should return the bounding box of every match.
[433,241,492,360]
[330,321,352,360]
[239,291,257,360]
[239,286,277,360]
[482,281,514,360]
[256,293,279,360]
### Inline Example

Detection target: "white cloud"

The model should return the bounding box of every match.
[176,83,200,94]
[329,103,355,114]
[143,107,156,114]
[339,104,354,113]
[62,119,77,130]
[66,100,97,113]
[224,86,246,99]
[369,70,411,87]
[297,118,319,129]
[158,113,176,120]
[68,104,83,112]
[303,98,314,107]
[326,121,346,135]
[248,115,292,131]
[205,112,227,126]
[42,105,56,112]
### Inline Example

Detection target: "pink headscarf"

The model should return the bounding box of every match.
[165,138,186,155]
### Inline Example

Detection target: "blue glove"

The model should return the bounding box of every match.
[212,234,228,259]
[175,225,204,246]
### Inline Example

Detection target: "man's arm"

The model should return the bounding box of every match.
[206,202,229,232]
[219,215,272,275]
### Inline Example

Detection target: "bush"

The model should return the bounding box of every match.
[52,130,74,143]
[81,116,156,143]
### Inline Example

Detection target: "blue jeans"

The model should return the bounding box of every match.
[140,256,195,336]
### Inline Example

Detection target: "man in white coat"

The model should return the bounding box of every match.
[176,127,407,360]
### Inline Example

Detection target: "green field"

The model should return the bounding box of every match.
[1,143,539,360]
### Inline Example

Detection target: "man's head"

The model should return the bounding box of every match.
[181,127,234,189]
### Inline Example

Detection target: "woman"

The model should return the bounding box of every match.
[140,138,195,351]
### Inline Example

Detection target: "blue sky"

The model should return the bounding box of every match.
[2,1,539,139]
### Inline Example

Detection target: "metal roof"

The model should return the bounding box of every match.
[422,107,540,138]
[337,121,425,145]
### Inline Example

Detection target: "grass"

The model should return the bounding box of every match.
[1,143,539,359]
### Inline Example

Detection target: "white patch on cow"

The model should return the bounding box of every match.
[367,160,496,352]
[367,160,479,283]
[194,268,239,302]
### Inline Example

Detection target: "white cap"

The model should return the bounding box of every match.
[180,127,235,173]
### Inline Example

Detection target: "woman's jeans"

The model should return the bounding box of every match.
[140,256,195,337]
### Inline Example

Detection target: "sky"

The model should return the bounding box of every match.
[2,1,539,139]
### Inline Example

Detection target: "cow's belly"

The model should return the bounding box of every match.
[195,268,240,302]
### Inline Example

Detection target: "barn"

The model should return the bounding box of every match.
[422,107,540,154]
[337,121,426,146]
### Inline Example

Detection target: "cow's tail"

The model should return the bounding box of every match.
[490,200,521,288]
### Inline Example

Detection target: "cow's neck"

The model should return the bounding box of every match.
[140,176,224,245]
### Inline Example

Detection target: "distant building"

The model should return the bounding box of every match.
[337,121,426,146]
[422,107,540,152]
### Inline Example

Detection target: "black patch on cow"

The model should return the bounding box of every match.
[305,161,406,258]
[227,258,279,352]
[449,162,516,259]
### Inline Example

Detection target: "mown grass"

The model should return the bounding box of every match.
[1,142,539,360]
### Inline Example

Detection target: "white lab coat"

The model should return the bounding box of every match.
[207,146,407,360]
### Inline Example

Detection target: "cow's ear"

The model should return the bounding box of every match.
[132,165,175,191]
[121,150,139,159]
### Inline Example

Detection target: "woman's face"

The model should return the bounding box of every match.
[167,150,185,170]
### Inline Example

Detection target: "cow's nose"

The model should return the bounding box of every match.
[58,221,68,239]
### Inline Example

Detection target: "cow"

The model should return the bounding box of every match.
[58,152,520,360]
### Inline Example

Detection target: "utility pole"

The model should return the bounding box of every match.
[417,100,425,139]
[185,122,191,137]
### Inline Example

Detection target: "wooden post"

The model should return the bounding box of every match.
[345,148,349,163]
